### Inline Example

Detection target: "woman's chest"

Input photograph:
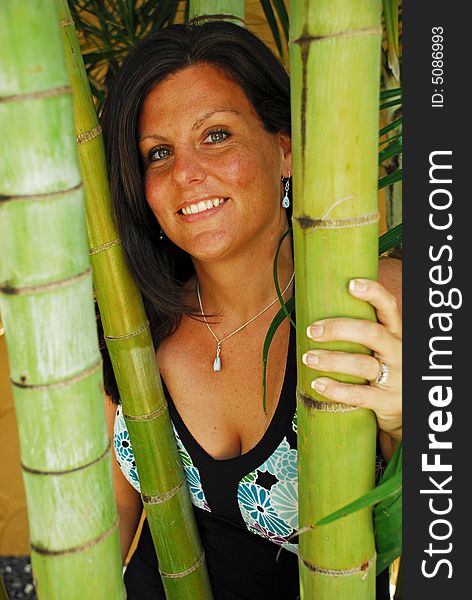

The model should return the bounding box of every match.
[156,319,291,460]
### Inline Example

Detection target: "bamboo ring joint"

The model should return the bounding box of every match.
[159,551,206,579]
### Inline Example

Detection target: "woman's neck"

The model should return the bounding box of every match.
[191,228,294,327]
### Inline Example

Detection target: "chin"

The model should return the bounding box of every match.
[184,229,236,263]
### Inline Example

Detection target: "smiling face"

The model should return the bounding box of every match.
[138,63,291,264]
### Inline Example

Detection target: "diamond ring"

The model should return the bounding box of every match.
[373,360,389,385]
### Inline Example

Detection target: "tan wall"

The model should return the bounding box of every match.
[0,333,29,555]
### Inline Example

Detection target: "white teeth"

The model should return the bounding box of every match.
[181,198,226,216]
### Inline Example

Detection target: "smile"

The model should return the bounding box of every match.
[180,197,227,215]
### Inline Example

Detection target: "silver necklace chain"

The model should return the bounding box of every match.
[196,270,295,372]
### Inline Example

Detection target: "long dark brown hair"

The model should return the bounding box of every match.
[100,21,291,401]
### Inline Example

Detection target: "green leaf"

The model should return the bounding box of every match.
[379,138,402,164]
[259,0,284,60]
[380,98,402,111]
[271,0,289,44]
[375,444,402,574]
[314,470,401,527]
[378,169,403,189]
[273,228,296,328]
[261,296,295,413]
[314,444,402,575]
[380,87,401,101]
[379,116,402,138]
[379,224,402,255]
[379,131,402,147]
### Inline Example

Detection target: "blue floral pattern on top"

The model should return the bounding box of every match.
[237,426,299,555]
[113,405,140,491]
[113,405,210,512]
[113,405,299,551]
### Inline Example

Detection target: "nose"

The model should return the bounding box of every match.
[171,146,207,187]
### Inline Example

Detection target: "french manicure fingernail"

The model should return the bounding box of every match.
[311,379,326,392]
[307,324,324,339]
[302,352,319,366]
[349,279,368,293]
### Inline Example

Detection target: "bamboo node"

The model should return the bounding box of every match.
[0,85,72,104]
[296,211,380,230]
[76,125,103,145]
[159,551,206,579]
[123,404,168,422]
[11,357,102,391]
[189,14,245,26]
[104,322,150,341]
[30,517,119,556]
[297,390,358,412]
[0,181,82,204]
[299,554,376,577]
[294,192,379,231]
[292,26,383,46]
[0,267,92,296]
[141,478,186,505]
[89,238,121,255]
[59,17,74,28]
[21,442,110,476]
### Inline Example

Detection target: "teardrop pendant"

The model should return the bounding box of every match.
[213,344,222,372]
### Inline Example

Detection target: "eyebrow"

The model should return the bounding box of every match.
[139,108,241,143]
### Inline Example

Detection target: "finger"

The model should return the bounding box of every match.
[311,377,380,409]
[306,317,401,358]
[348,278,402,336]
[302,349,382,381]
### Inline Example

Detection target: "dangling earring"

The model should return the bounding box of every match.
[158,228,164,241]
[282,171,291,208]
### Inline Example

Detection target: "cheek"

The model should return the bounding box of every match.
[143,174,165,218]
[219,152,268,192]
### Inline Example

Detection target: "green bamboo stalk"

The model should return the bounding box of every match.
[0,1,124,599]
[57,1,213,597]
[289,1,382,598]
[0,575,9,600]
[189,0,245,26]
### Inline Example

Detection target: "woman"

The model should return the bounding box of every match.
[101,21,402,599]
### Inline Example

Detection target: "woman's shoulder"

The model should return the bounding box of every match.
[378,256,402,315]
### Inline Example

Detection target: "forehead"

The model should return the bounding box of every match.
[139,63,258,131]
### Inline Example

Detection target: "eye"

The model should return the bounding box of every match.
[204,129,230,144]
[148,146,172,162]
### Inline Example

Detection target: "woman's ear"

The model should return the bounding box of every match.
[278,132,292,176]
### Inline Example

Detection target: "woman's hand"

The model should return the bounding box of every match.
[303,278,402,441]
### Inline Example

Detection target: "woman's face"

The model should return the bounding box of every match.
[138,63,291,263]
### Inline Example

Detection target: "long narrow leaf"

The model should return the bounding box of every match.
[380,87,401,100]
[271,0,289,43]
[273,228,296,328]
[379,223,402,255]
[379,116,402,137]
[315,471,401,527]
[259,0,284,60]
[380,98,402,110]
[378,169,402,189]
[379,138,402,164]
[261,296,295,413]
